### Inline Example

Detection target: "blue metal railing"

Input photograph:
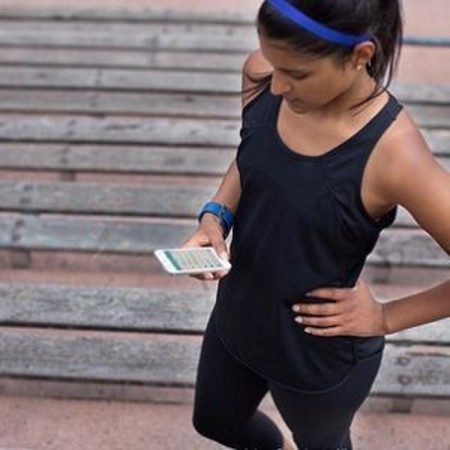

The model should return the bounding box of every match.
[403,37,450,47]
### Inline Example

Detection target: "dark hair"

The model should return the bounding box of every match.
[245,0,403,108]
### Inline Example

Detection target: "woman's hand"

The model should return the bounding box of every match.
[291,280,386,337]
[181,213,231,281]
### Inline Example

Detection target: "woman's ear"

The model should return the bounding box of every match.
[351,41,376,69]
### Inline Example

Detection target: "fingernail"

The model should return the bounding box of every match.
[295,316,302,323]
[220,252,229,261]
[305,292,313,297]
[292,305,300,312]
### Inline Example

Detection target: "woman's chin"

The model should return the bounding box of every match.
[287,101,310,115]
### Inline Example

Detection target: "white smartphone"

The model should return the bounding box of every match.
[154,247,231,275]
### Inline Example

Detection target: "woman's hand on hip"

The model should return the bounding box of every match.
[291,280,386,337]
[181,213,230,281]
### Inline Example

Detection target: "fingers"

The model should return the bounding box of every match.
[291,287,349,331]
[293,302,337,316]
[295,313,341,327]
[189,270,228,281]
[304,326,344,337]
[190,229,230,281]
[183,215,230,260]
[291,280,378,337]
[181,215,231,281]
[190,273,214,281]
[307,286,355,301]
[207,226,229,262]
[182,234,210,249]
[307,281,369,301]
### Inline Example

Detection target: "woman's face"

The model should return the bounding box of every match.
[258,33,364,114]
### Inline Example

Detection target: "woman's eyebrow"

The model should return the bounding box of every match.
[279,67,310,75]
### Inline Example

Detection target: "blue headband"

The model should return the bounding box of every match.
[267,0,371,47]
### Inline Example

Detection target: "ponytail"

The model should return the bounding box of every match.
[368,0,403,88]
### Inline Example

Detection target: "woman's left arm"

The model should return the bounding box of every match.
[293,113,450,337]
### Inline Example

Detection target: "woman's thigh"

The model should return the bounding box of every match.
[192,311,270,441]
[269,351,383,450]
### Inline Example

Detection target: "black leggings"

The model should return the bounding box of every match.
[192,311,383,450]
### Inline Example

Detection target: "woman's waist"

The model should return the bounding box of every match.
[220,263,344,309]
[216,276,384,350]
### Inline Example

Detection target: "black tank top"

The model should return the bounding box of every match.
[214,86,403,392]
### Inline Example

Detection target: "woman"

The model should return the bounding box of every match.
[184,1,450,448]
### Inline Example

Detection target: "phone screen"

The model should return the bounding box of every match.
[154,247,231,274]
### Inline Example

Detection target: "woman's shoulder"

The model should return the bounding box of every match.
[242,49,273,78]
[241,49,273,110]
[373,101,445,201]
[378,102,430,162]
[376,101,450,252]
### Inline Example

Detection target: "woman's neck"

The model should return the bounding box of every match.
[308,73,383,122]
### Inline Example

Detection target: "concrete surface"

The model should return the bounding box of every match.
[2,0,450,37]
[0,0,448,84]
[1,394,450,450]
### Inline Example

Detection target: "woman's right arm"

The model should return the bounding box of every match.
[182,159,241,275]
[182,50,272,280]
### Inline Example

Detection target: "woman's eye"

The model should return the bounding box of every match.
[291,73,309,80]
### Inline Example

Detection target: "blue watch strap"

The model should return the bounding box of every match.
[198,201,234,236]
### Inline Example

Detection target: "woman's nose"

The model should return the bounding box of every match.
[270,71,291,96]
